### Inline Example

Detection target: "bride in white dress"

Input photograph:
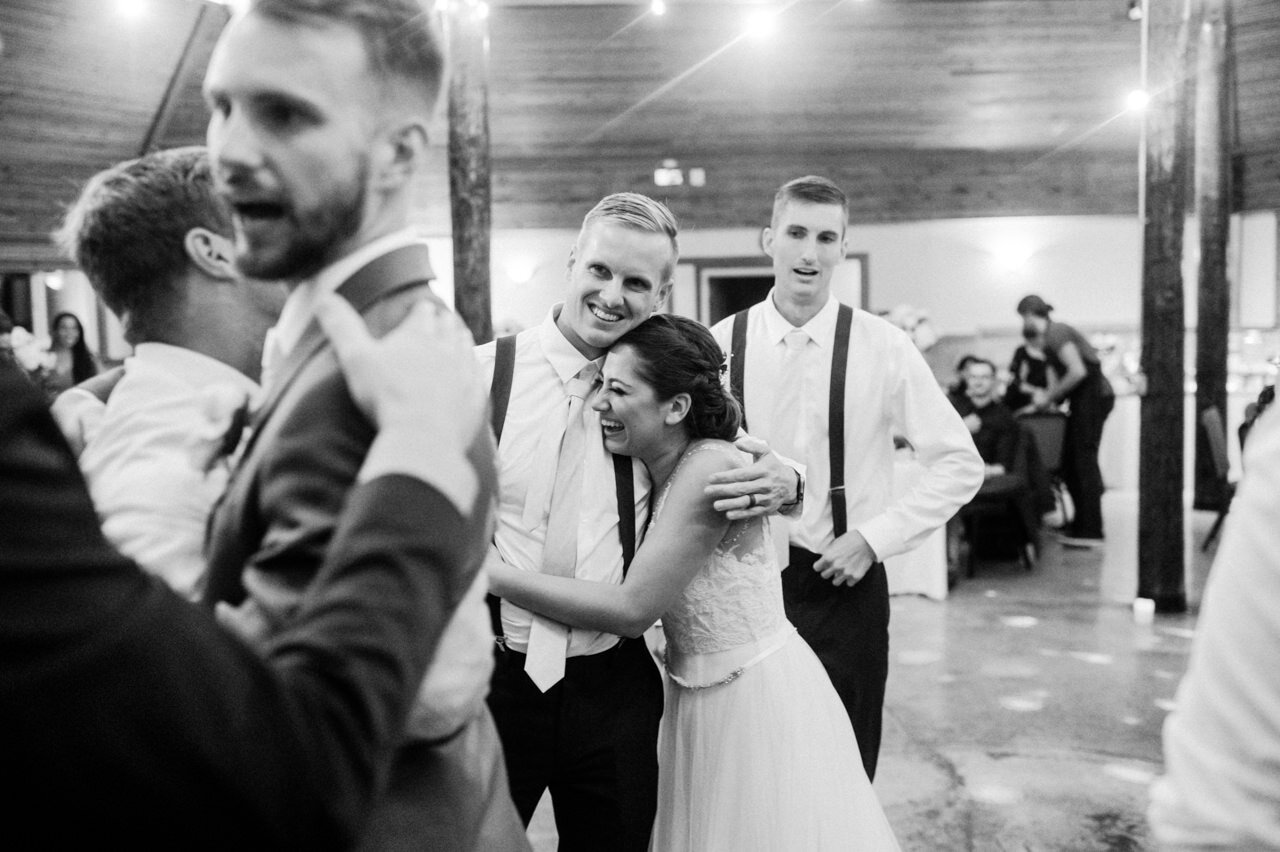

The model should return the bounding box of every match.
[489,314,900,851]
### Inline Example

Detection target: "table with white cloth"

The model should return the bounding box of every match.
[884,448,949,600]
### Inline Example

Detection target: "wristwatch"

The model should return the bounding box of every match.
[779,467,805,516]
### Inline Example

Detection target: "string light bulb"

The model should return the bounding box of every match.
[651,0,666,15]
[744,8,777,39]
[1126,89,1150,112]
[115,0,146,18]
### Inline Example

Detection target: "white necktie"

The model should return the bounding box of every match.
[524,361,600,691]
[771,329,812,461]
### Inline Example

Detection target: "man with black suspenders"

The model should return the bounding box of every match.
[710,176,983,781]
[478,192,800,850]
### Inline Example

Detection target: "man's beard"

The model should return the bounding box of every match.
[234,166,368,282]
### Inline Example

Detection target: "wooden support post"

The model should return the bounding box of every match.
[138,5,215,157]
[1193,0,1232,511]
[1138,0,1193,613]
[446,0,494,344]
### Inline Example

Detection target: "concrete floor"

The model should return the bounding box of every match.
[528,507,1218,851]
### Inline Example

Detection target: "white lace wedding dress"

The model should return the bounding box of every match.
[649,441,901,852]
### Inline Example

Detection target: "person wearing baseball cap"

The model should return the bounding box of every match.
[1017,294,1115,547]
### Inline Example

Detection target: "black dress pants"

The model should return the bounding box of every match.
[782,547,890,781]
[487,638,663,852]
[1063,374,1115,539]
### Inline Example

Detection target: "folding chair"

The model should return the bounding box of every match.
[1016,410,1071,529]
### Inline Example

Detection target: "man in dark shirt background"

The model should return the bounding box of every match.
[952,357,1041,564]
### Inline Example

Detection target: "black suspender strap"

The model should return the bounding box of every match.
[485,335,639,641]
[486,334,518,642]
[613,455,637,574]
[729,308,750,432]
[829,304,854,538]
[489,334,517,444]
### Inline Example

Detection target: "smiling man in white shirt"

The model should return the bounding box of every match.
[52,146,283,599]
[478,192,802,851]
[709,175,984,781]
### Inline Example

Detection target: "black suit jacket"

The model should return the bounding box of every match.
[204,244,458,611]
[0,364,479,848]
[199,244,517,851]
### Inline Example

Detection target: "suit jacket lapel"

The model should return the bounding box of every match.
[245,242,436,442]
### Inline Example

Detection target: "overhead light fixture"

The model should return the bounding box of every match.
[650,0,666,15]
[654,158,683,188]
[115,0,146,18]
[1127,0,1142,21]
[744,8,777,39]
[1126,89,1150,112]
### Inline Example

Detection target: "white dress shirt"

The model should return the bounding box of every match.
[51,387,108,458]
[78,343,259,599]
[1149,407,1280,850]
[710,292,983,560]
[476,305,651,657]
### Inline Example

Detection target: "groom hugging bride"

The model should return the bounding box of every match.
[478,185,981,850]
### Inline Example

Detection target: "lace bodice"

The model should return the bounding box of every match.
[652,440,788,656]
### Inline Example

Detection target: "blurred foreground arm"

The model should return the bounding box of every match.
[0,297,491,847]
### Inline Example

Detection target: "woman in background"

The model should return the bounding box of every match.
[46,311,99,395]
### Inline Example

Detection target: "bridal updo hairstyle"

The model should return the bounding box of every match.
[614,314,741,441]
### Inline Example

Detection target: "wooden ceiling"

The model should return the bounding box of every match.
[2,0,1279,267]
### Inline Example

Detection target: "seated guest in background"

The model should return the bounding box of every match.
[44,311,100,398]
[1004,326,1054,415]
[951,357,1041,561]
[948,353,979,415]
[0,299,491,849]
[51,146,284,598]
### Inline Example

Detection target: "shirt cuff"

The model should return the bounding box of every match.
[779,465,806,516]
[855,515,901,563]
[358,426,478,514]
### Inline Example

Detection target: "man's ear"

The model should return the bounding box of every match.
[665,392,692,426]
[761,226,775,257]
[185,228,238,281]
[655,280,673,310]
[373,120,429,190]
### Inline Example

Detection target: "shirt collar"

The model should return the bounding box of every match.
[537,303,601,384]
[131,342,260,395]
[273,228,426,357]
[761,288,841,348]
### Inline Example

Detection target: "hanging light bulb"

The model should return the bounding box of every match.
[744,8,777,39]
[651,0,666,16]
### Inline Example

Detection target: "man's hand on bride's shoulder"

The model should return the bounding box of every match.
[704,435,801,520]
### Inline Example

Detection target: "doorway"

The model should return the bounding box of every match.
[707,273,773,326]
